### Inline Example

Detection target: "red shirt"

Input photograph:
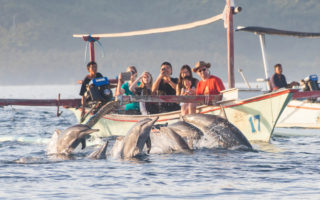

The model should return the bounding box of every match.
[196,75,225,95]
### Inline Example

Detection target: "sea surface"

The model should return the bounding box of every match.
[0,85,319,199]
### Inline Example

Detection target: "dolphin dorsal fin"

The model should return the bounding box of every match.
[55,129,61,136]
[81,138,86,149]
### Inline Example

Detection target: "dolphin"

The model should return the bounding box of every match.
[182,114,252,149]
[47,124,99,156]
[111,117,158,159]
[88,141,109,159]
[149,127,192,154]
[167,121,203,149]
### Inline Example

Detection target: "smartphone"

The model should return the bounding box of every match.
[121,72,131,81]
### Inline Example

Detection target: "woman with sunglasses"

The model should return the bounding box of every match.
[193,61,225,96]
[116,66,141,114]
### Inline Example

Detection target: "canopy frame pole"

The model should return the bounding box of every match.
[258,34,271,90]
[82,36,100,62]
[89,41,95,62]
[226,0,235,88]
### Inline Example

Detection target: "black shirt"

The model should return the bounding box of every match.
[156,77,180,112]
[158,77,178,95]
[270,73,287,91]
[79,72,103,96]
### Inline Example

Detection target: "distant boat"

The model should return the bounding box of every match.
[236,26,320,129]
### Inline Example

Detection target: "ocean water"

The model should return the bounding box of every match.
[0,85,320,199]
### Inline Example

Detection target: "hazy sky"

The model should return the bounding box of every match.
[0,0,319,86]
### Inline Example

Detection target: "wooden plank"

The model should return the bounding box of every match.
[117,95,223,104]
[0,98,81,107]
[292,91,320,100]
[73,14,223,38]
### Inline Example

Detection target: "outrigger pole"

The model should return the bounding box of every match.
[73,0,241,89]
[0,2,242,112]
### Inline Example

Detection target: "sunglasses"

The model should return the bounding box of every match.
[130,70,136,75]
[198,68,207,72]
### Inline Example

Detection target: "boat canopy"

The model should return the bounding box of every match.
[73,14,223,38]
[236,26,320,38]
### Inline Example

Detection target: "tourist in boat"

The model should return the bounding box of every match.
[270,64,288,91]
[152,61,180,112]
[79,61,103,117]
[180,76,197,115]
[130,71,158,115]
[269,63,299,91]
[193,61,225,96]
[176,64,199,95]
[116,66,141,114]
[176,65,198,115]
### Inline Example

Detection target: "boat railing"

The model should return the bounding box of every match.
[116,88,238,106]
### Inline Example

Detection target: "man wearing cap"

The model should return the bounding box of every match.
[193,61,225,95]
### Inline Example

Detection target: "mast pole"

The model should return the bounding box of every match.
[258,34,271,90]
[226,0,235,88]
[89,41,95,62]
[82,36,100,62]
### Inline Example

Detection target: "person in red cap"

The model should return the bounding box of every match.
[193,61,225,96]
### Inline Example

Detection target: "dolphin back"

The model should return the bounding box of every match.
[183,114,252,149]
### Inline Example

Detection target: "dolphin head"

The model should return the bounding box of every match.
[56,124,99,155]
[122,117,159,158]
[88,141,109,159]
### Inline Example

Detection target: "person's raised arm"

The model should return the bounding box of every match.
[166,77,177,91]
[152,73,163,94]
[176,84,181,96]
[129,74,143,93]
[115,73,125,96]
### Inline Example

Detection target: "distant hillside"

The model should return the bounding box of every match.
[0,0,319,85]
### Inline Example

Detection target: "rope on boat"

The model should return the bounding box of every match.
[83,35,105,63]
[73,13,223,38]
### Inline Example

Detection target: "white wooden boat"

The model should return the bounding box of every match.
[69,1,296,142]
[277,100,320,128]
[70,88,293,142]
[236,26,320,129]
[0,1,296,142]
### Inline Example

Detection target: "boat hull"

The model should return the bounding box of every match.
[70,89,293,142]
[277,100,320,128]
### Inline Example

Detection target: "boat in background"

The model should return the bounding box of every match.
[236,26,320,129]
